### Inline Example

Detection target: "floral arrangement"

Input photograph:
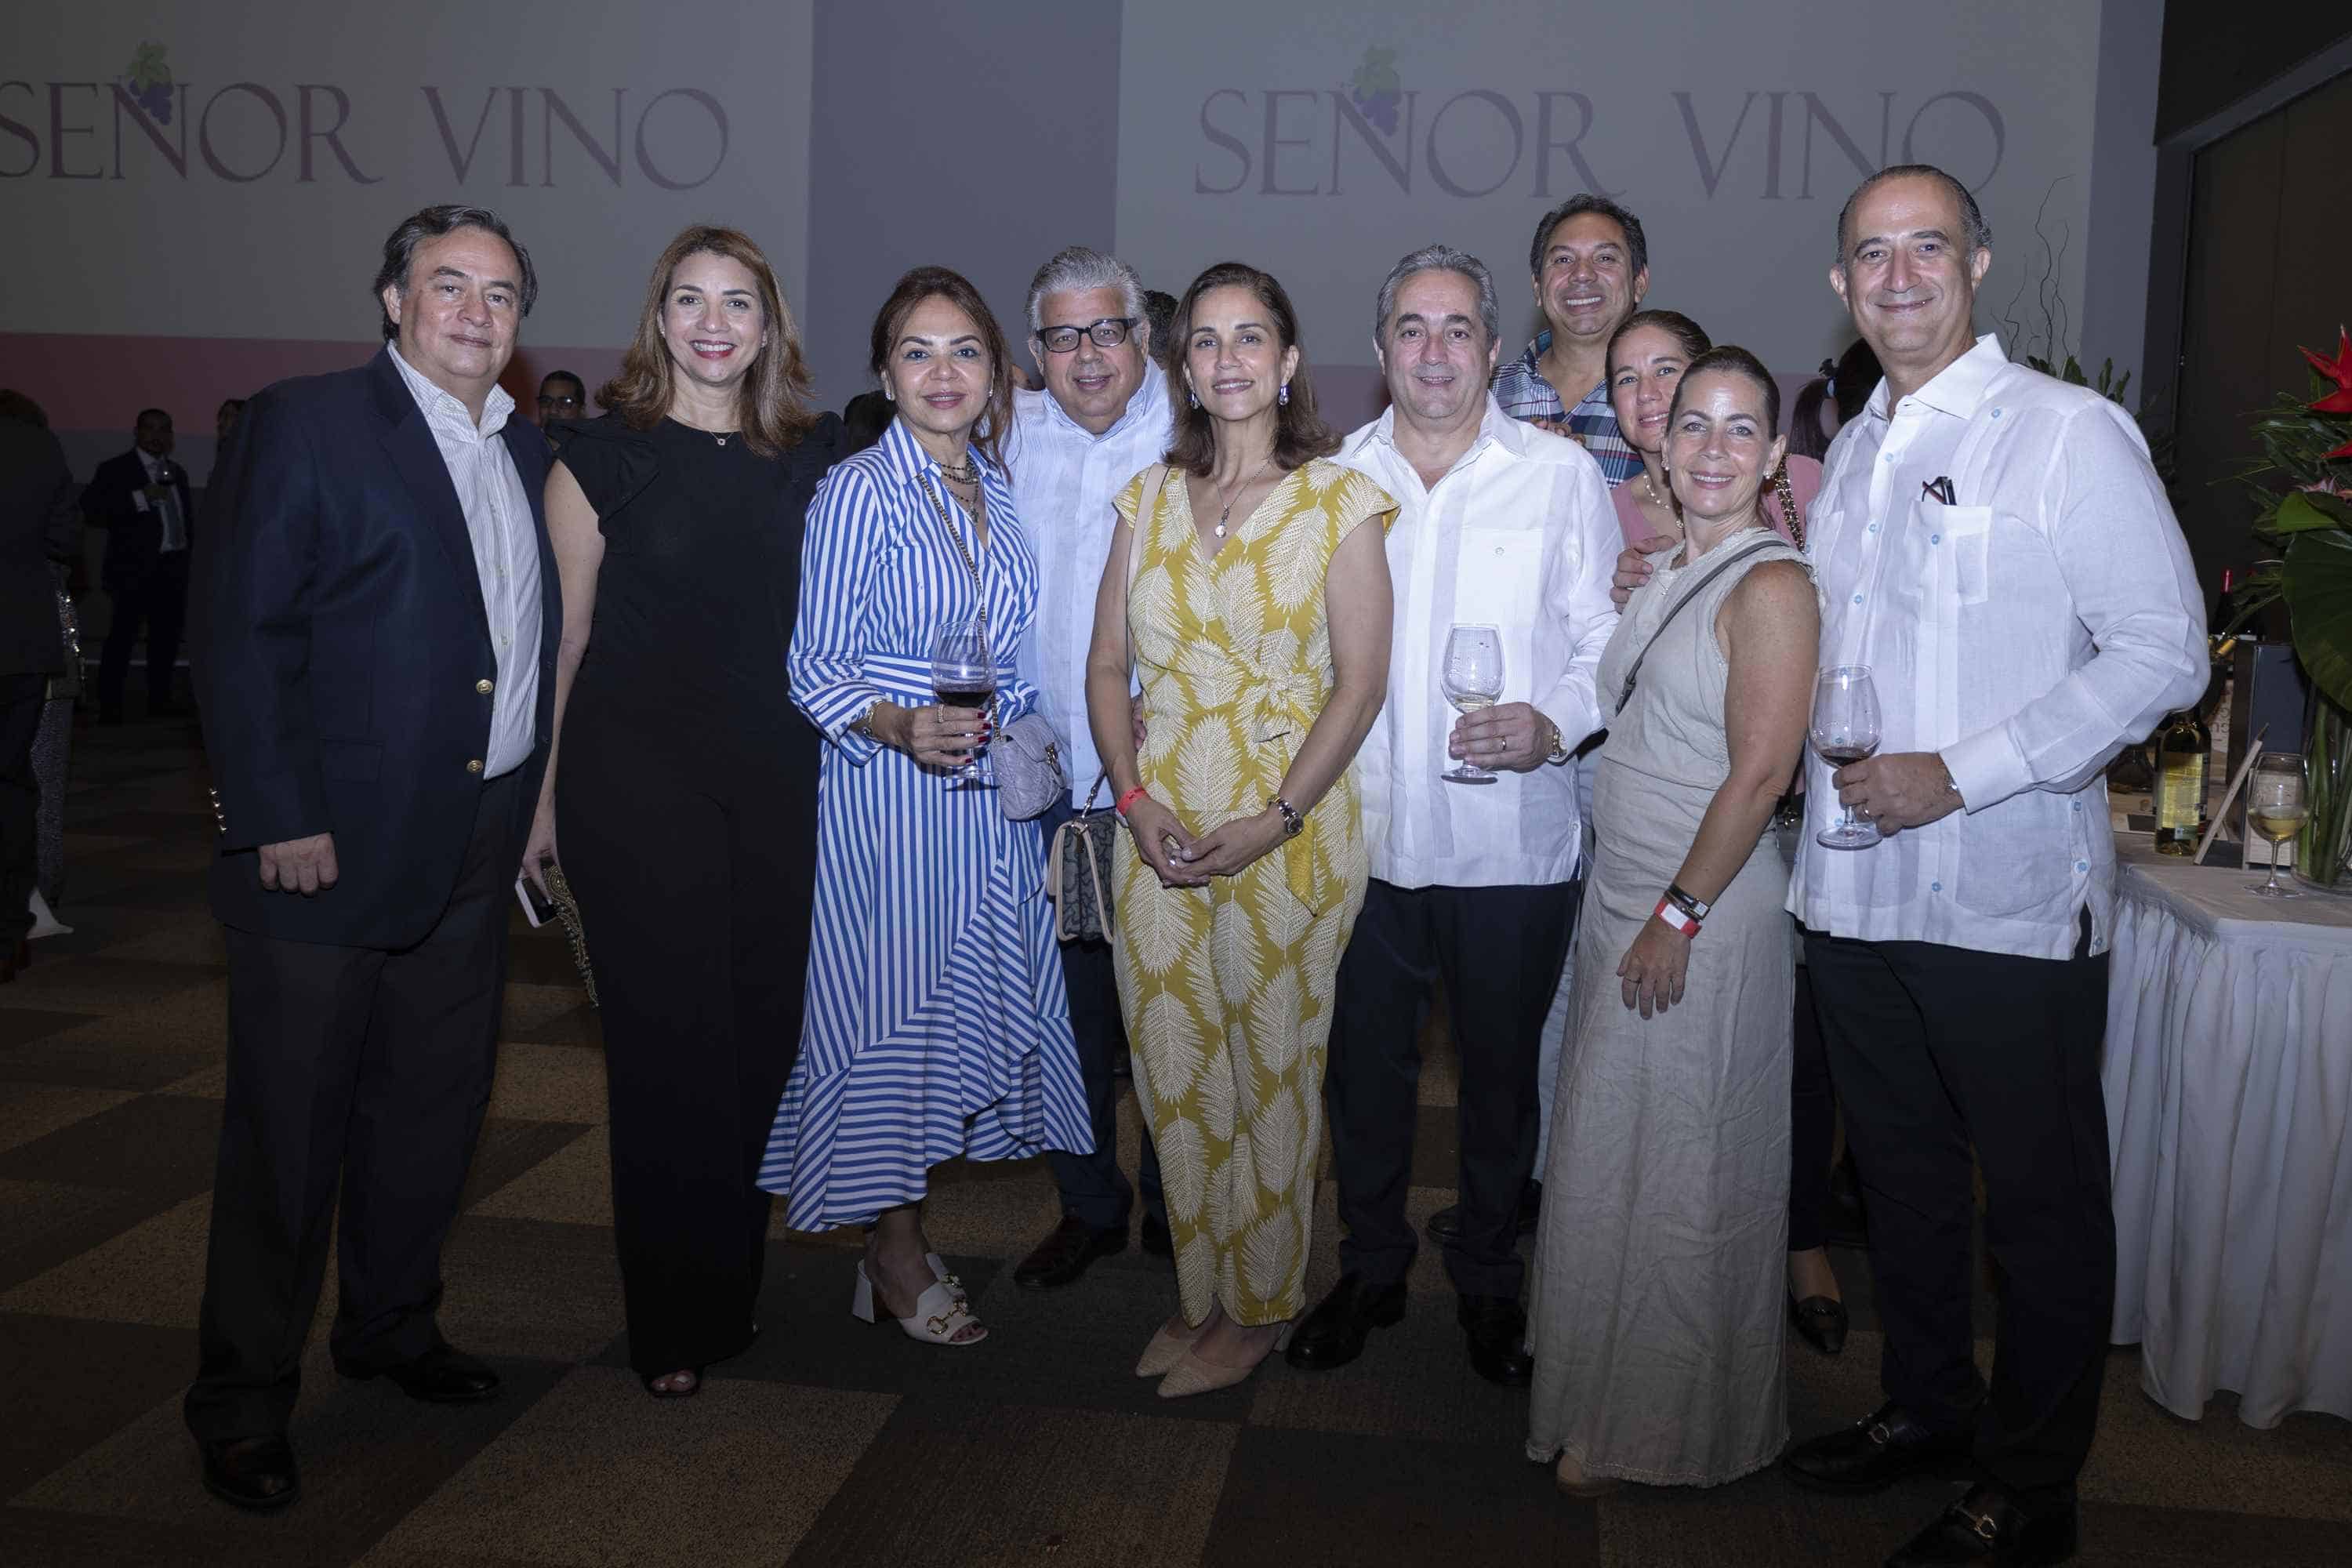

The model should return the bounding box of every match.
[2222,328,2352,888]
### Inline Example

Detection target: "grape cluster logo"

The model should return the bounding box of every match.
[122,41,173,123]
[1347,46,1401,136]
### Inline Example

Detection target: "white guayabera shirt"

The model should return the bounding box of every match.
[1789,335,2207,961]
[1338,397,1621,889]
[1009,369,1174,810]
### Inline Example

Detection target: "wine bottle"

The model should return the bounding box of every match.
[2153,708,2210,856]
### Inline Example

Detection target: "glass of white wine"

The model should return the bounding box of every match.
[1442,624,1504,784]
[2245,752,2307,898]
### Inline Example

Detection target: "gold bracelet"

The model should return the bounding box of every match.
[849,697,887,742]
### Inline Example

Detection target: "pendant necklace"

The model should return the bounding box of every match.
[1643,470,1683,537]
[1214,454,1275,539]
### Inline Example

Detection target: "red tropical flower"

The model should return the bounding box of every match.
[2302,325,2352,413]
[2304,326,2352,457]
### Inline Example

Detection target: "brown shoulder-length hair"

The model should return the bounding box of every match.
[867,266,1017,474]
[1163,261,1339,478]
[597,225,815,459]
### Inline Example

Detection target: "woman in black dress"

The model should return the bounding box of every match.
[526,226,840,1396]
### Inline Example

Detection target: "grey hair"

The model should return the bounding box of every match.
[1024,245,1148,336]
[1834,163,1992,268]
[1374,245,1501,349]
[372,205,536,342]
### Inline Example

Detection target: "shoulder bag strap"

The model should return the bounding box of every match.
[1617,536,1782,710]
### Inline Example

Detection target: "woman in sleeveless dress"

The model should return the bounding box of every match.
[1526,347,1820,1491]
[1083,263,1395,1399]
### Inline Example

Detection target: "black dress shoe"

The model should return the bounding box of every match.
[198,1434,300,1510]
[1285,1273,1406,1370]
[1458,1294,1534,1386]
[340,1344,502,1403]
[1784,1403,1973,1493]
[1013,1214,1127,1289]
[1139,1211,1173,1258]
[1426,1179,1543,1245]
[1790,1293,1849,1356]
[1887,1484,2078,1566]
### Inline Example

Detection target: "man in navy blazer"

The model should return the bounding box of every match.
[185,205,561,1512]
[83,407,194,720]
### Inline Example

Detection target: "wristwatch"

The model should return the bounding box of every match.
[1269,797,1305,838]
[1544,717,1570,765]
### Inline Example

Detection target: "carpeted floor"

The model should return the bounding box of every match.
[2,711,2348,1567]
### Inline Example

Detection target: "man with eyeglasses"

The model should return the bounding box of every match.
[534,370,586,448]
[1005,245,1174,1290]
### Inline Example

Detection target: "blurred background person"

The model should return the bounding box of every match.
[1786,337,1883,463]
[84,406,193,722]
[0,390,82,978]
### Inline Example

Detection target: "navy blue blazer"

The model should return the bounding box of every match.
[195,347,562,950]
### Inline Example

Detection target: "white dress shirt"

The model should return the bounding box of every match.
[132,448,188,551]
[387,346,543,779]
[1009,369,1174,808]
[1338,397,1621,889]
[1788,335,2207,960]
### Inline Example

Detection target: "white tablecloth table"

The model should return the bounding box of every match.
[2103,841,2352,1427]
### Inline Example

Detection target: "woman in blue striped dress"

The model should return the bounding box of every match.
[759,267,1089,1347]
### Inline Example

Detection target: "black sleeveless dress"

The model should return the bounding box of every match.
[552,410,842,1377]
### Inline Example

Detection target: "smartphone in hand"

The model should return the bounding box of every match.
[515,873,558,928]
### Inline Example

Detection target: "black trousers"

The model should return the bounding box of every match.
[1039,799,1163,1233]
[0,673,42,946]
[1788,960,1836,1253]
[1327,877,1576,1298]
[1802,919,2113,1501]
[557,734,811,1377]
[98,563,187,713]
[185,769,524,1441]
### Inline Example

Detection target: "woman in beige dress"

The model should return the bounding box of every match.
[1526,346,1820,1491]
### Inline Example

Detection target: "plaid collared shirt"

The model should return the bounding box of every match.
[1490,330,1642,488]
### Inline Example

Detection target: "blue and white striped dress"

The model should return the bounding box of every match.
[759,417,1090,1230]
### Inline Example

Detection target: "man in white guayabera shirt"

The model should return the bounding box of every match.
[1005,246,1174,1290]
[1775,165,2206,1568]
[1289,245,1617,1388]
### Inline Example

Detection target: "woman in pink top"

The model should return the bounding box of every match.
[1606,310,1820,553]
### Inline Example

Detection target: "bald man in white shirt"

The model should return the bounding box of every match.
[1289,245,1618,1388]
[1769,166,2206,1568]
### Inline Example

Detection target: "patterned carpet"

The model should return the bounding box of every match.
[2,712,2348,1567]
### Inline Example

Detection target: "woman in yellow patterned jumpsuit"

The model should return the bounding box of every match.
[1084,263,1394,1399]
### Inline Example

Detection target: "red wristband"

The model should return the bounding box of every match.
[1653,896,1700,936]
[1115,786,1149,817]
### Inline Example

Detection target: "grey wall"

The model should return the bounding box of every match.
[804,0,1123,410]
[2080,2,2163,396]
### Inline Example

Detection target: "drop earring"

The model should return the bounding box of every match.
[1187,387,1199,409]
[1278,383,1290,407]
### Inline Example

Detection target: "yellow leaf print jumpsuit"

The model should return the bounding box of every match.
[1110,458,1397,1327]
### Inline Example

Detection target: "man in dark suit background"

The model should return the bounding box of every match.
[84,406,193,721]
[185,205,561,1511]
[0,400,81,981]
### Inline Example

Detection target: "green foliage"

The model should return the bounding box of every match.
[2225,365,2352,885]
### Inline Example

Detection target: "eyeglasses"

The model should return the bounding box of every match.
[1037,318,1138,354]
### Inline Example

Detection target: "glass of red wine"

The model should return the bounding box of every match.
[1811,665,1882,850]
[930,615,995,789]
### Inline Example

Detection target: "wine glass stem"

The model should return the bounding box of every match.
[2266,839,2281,893]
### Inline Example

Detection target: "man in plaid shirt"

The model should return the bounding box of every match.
[1490,194,1650,488]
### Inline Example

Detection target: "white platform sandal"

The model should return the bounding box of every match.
[851,1252,988,1346]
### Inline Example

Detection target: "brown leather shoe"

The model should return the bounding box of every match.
[1013,1214,1127,1290]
